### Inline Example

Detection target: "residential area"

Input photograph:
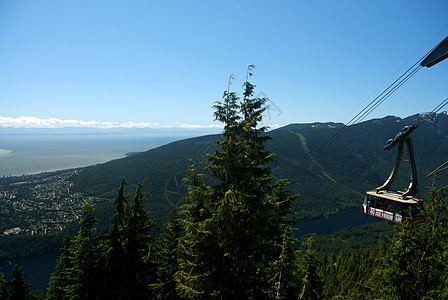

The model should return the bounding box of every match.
[0,170,109,235]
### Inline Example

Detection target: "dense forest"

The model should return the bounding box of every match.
[1,70,448,299]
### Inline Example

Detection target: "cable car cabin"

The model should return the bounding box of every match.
[363,190,425,224]
[363,124,425,223]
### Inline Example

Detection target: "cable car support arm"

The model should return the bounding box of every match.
[376,124,419,198]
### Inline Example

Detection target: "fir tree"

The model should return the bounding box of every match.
[47,234,73,300]
[177,66,298,298]
[299,236,323,300]
[155,209,183,299]
[65,204,100,300]
[8,264,32,300]
[124,182,156,299]
[101,178,130,299]
[175,166,216,298]
[0,273,8,299]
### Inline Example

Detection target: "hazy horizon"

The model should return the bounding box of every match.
[2,110,447,177]
[0,132,189,176]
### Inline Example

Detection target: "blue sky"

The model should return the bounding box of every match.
[1,0,447,129]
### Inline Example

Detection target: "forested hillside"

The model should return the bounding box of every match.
[71,112,448,224]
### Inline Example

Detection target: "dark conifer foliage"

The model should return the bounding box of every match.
[64,204,100,299]
[154,209,182,299]
[176,66,299,298]
[47,234,73,300]
[8,265,32,300]
[299,236,323,299]
[0,273,8,299]
[47,180,157,299]
[101,178,130,299]
[375,185,448,299]
[124,182,156,298]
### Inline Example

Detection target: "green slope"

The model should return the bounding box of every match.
[71,113,448,225]
[71,134,220,223]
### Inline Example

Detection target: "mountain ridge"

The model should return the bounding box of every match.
[71,112,448,223]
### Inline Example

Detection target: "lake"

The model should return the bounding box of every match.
[294,206,381,238]
[1,252,59,291]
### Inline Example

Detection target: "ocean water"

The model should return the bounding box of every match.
[0,133,184,176]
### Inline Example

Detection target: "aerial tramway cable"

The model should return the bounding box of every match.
[418,97,448,125]
[287,34,447,179]
[426,161,448,178]
[288,63,423,179]
[337,96,448,184]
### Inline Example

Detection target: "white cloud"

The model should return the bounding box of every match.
[177,123,223,129]
[0,116,222,129]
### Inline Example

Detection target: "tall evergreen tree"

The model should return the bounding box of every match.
[65,204,100,300]
[274,227,302,299]
[0,273,8,299]
[177,66,298,298]
[47,234,73,300]
[8,265,31,300]
[101,178,130,299]
[299,236,323,300]
[124,182,156,299]
[155,209,183,299]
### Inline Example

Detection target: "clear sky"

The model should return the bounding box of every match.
[1,0,447,129]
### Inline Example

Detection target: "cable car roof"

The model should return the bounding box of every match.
[366,190,423,204]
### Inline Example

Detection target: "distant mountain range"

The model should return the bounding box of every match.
[71,112,448,223]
